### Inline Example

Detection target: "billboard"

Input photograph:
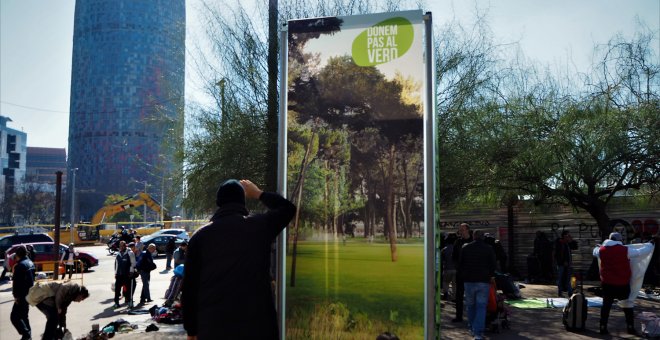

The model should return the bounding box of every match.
[280,10,433,339]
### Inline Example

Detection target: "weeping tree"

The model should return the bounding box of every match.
[500,30,660,240]
[442,27,660,240]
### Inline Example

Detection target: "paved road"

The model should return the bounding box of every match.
[0,244,187,339]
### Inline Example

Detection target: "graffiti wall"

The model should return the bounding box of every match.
[438,204,660,279]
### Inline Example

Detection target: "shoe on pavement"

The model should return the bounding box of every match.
[113,303,120,309]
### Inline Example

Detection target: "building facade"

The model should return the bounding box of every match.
[26,147,67,193]
[1,116,27,223]
[67,0,185,221]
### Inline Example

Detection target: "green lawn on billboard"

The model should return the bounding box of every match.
[286,240,424,339]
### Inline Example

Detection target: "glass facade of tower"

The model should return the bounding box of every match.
[67,0,185,221]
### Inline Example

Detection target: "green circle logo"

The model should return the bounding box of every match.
[351,17,414,67]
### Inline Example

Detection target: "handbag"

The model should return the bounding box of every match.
[487,282,497,313]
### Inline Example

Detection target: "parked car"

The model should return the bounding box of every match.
[141,234,186,255]
[0,233,53,262]
[148,228,189,241]
[5,242,99,273]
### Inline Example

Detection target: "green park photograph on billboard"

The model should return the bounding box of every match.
[284,10,427,339]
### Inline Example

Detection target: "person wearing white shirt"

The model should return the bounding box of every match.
[60,243,79,280]
[593,232,654,335]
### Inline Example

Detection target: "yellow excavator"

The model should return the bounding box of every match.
[91,192,171,226]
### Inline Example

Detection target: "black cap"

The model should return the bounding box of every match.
[216,179,245,207]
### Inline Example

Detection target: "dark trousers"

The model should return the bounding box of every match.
[37,301,59,340]
[600,283,634,328]
[65,263,75,279]
[114,274,130,304]
[140,271,151,301]
[11,297,31,338]
[455,275,465,319]
[130,276,137,302]
[557,265,572,296]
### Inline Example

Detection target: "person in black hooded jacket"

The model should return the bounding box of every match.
[183,179,296,340]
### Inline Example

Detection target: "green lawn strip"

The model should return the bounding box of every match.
[285,241,424,326]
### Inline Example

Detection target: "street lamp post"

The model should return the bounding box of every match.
[161,176,165,223]
[143,181,148,224]
[70,168,78,244]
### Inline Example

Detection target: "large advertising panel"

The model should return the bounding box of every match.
[282,10,429,339]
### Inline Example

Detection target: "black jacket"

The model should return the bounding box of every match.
[452,234,473,272]
[137,249,155,272]
[554,238,578,266]
[459,239,496,283]
[183,191,295,339]
[12,258,35,299]
[165,238,176,254]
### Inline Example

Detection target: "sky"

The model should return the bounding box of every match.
[1,0,658,154]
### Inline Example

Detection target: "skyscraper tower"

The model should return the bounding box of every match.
[68,0,185,221]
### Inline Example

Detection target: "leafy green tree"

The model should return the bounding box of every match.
[185,0,423,215]
[452,29,660,240]
[13,178,53,223]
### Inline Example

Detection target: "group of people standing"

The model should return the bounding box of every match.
[443,222,657,339]
[11,244,89,340]
[113,236,186,308]
[441,223,497,340]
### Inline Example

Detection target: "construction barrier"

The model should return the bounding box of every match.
[22,260,85,285]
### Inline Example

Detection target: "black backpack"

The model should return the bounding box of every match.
[562,272,587,331]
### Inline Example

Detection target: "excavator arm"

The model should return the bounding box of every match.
[91,192,171,225]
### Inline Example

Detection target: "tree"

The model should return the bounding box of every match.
[434,15,505,206]
[455,29,660,240]
[13,179,56,224]
[184,0,423,214]
[495,37,659,238]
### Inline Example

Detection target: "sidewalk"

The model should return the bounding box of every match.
[439,283,660,339]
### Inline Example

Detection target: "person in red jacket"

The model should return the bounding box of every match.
[593,232,654,335]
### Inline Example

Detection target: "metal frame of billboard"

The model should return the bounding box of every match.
[277,11,435,339]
